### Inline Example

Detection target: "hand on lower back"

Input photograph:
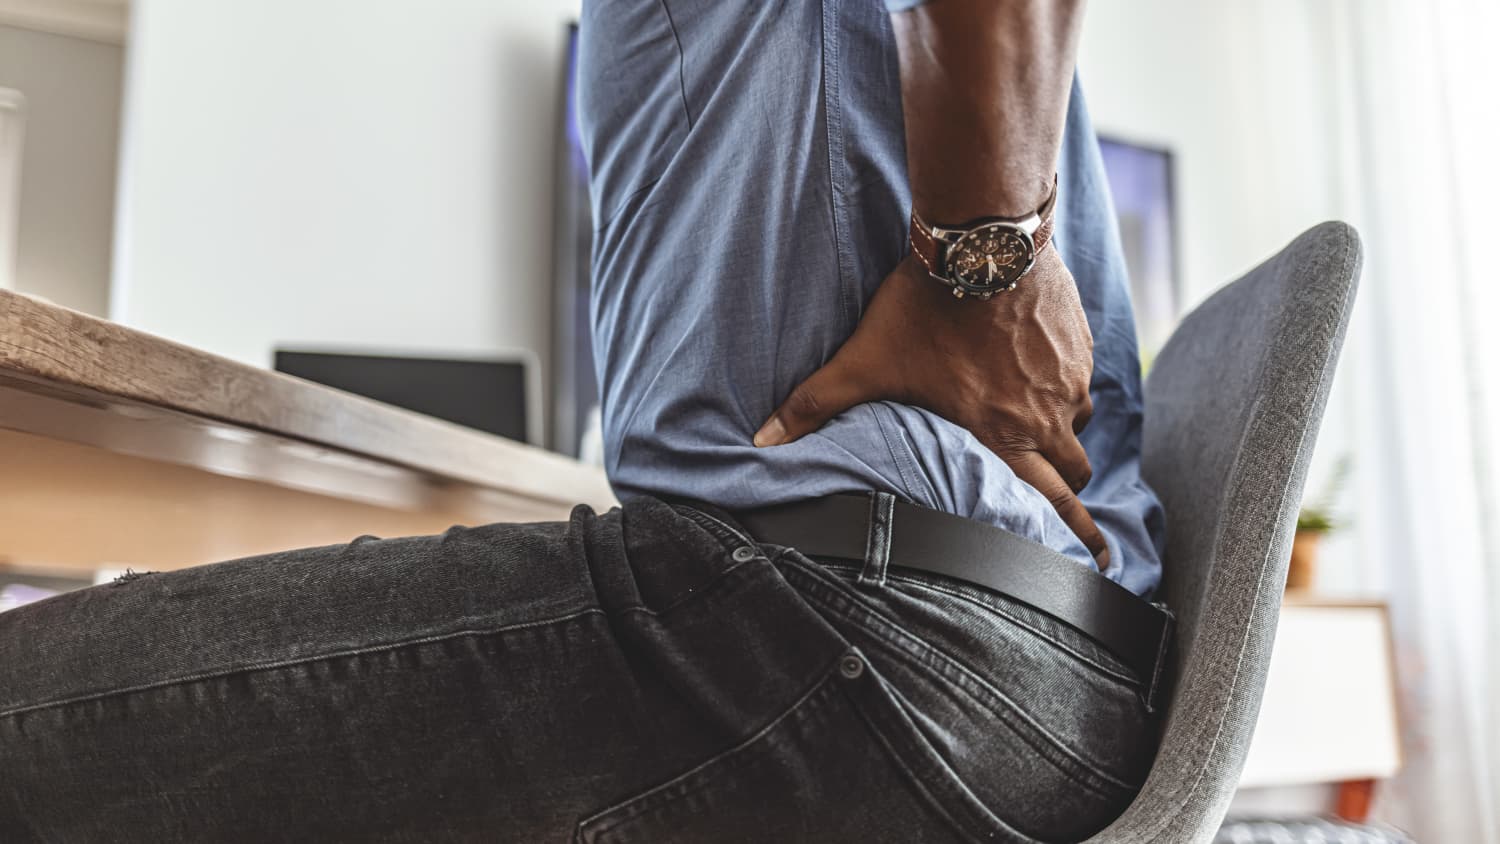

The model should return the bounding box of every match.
[753,247,1110,569]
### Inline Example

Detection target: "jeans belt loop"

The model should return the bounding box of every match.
[1143,600,1176,715]
[858,491,896,587]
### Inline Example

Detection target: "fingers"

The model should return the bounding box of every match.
[754,353,874,447]
[1072,396,1094,436]
[1005,450,1110,570]
[1043,432,1093,494]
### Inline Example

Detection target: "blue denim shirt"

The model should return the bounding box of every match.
[579,0,1165,597]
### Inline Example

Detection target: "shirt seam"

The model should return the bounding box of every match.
[658,0,694,129]
[871,404,930,507]
[820,0,855,326]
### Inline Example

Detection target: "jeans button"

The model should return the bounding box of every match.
[731,546,757,562]
[839,654,865,679]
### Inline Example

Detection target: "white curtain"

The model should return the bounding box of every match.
[1320,0,1500,839]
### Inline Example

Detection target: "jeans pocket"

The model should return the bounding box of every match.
[777,553,1155,842]
[574,648,1043,844]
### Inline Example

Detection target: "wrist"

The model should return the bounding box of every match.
[912,168,1056,223]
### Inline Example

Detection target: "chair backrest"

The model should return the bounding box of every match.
[1085,222,1362,843]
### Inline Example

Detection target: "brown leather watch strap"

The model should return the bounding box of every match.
[910,214,943,278]
[1027,175,1060,256]
[1032,212,1056,256]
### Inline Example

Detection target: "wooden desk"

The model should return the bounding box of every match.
[0,289,616,574]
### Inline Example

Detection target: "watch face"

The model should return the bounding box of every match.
[944,223,1034,294]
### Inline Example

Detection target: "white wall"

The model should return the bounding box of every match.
[1080,0,1345,308]
[114,0,581,387]
[0,24,123,315]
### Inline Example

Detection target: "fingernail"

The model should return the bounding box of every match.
[753,416,786,447]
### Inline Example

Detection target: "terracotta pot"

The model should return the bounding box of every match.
[1286,530,1322,591]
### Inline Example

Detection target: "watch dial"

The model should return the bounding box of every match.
[946,225,1033,292]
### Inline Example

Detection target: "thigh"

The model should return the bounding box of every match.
[0,503,783,840]
[0,501,1013,842]
[1,510,628,840]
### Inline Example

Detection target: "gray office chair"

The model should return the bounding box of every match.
[1085,222,1363,843]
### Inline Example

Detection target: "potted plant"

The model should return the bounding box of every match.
[1289,457,1350,591]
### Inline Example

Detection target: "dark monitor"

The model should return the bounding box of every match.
[274,350,530,443]
[1097,135,1179,356]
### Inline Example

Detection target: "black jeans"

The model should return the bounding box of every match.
[0,499,1156,842]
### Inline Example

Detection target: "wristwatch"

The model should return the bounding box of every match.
[908,176,1058,299]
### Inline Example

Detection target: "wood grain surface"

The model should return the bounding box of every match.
[1,287,615,512]
[0,288,616,516]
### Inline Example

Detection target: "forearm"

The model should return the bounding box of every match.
[893,0,1085,221]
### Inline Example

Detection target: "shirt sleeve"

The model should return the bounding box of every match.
[884,0,929,11]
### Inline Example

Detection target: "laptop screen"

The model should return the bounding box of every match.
[274,350,528,443]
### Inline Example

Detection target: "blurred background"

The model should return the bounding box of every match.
[1,1,1496,840]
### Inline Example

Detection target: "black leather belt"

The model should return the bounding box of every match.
[730,492,1174,711]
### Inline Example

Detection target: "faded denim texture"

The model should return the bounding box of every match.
[0,499,1154,841]
[582,0,1166,597]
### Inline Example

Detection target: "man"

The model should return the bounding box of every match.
[0,0,1167,841]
